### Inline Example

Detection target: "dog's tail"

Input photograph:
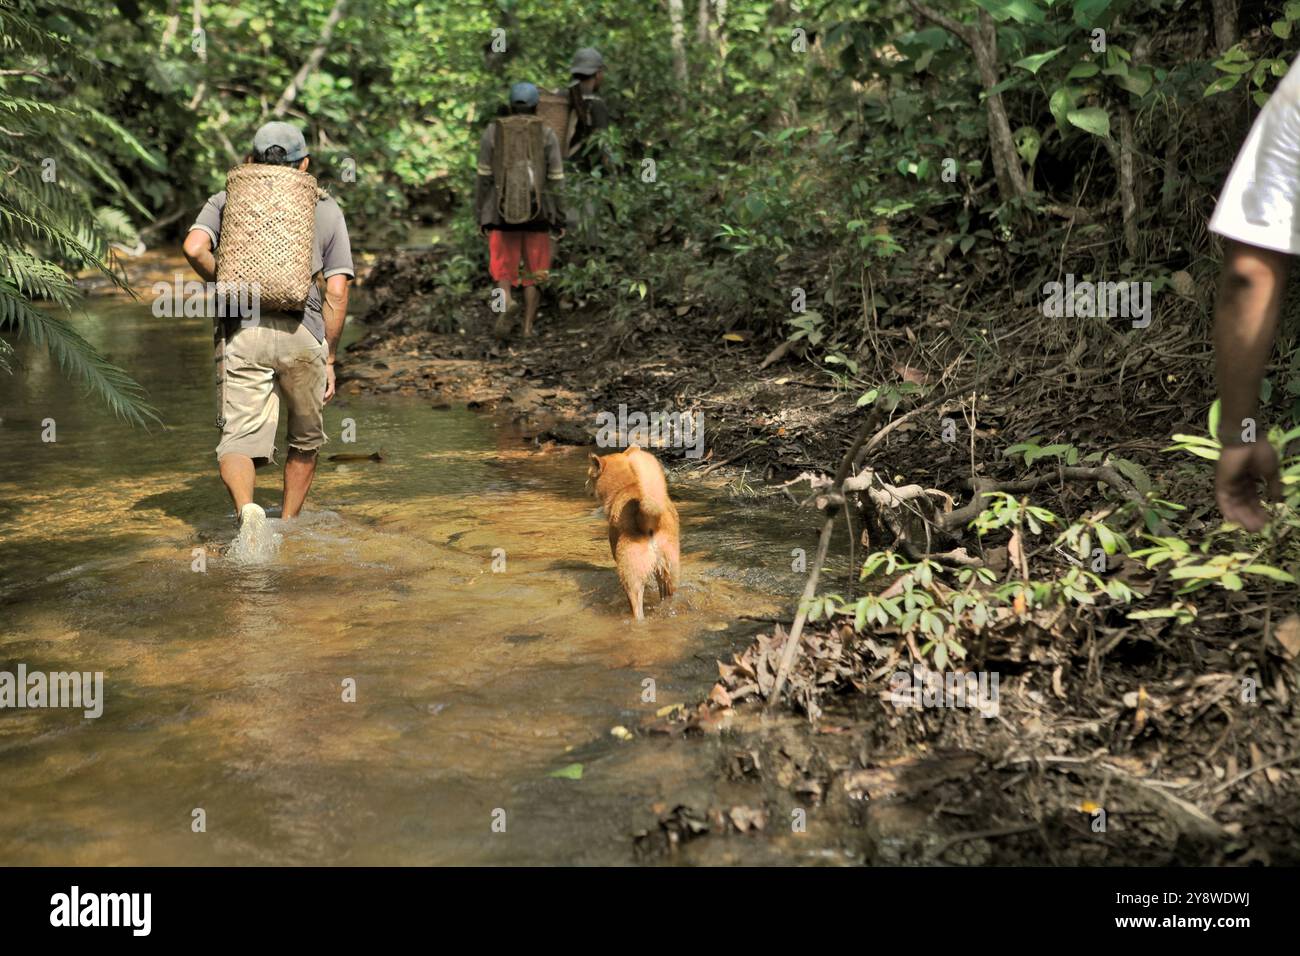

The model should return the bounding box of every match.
[627,448,670,534]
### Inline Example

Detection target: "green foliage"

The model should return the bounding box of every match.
[0,0,159,425]
[817,400,1300,668]
[845,538,1142,669]
[971,492,1057,536]
[1004,439,1081,467]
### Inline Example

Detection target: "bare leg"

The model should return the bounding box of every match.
[523,285,540,336]
[219,454,256,511]
[493,282,517,340]
[281,448,318,519]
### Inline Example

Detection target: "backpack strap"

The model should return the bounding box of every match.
[528,118,545,215]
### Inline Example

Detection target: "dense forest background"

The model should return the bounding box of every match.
[6,0,1300,414]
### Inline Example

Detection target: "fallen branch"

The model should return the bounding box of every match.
[768,406,883,708]
[272,0,349,117]
[940,465,1166,535]
[695,438,765,476]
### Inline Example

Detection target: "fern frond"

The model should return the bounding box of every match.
[0,280,161,427]
[0,245,80,305]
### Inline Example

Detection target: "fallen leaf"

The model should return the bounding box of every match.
[1008,528,1028,580]
[892,364,931,385]
[1051,665,1066,700]
[548,763,583,780]
[1272,614,1300,659]
[728,806,768,833]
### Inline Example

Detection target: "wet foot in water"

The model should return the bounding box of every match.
[228,502,282,563]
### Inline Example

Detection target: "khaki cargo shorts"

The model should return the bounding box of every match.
[215,316,327,465]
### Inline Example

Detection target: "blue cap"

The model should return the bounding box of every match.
[252,121,308,162]
[509,82,540,109]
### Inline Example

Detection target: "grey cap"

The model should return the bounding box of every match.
[252,121,309,162]
[570,47,605,76]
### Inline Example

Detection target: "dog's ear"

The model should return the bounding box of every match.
[589,453,603,474]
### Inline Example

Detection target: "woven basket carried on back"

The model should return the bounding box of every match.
[537,91,574,156]
[493,115,547,225]
[216,164,318,312]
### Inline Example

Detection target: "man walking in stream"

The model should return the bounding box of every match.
[182,121,355,552]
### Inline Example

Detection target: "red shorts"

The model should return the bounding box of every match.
[488,230,551,287]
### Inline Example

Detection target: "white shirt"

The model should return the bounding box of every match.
[1210,54,1300,254]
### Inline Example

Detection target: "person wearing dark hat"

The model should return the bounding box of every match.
[475,82,566,339]
[182,121,354,543]
[566,47,610,163]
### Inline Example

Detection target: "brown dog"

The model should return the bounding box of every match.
[587,446,681,620]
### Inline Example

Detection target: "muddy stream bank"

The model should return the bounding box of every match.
[332,246,1300,866]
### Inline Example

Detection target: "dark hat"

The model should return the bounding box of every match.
[570,47,605,76]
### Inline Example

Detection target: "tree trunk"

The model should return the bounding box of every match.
[186,0,207,111]
[272,0,348,117]
[158,0,180,52]
[1104,103,1140,257]
[667,0,688,84]
[1210,0,1238,52]
[191,0,205,62]
[697,0,710,46]
[908,2,1027,203]
[714,0,729,83]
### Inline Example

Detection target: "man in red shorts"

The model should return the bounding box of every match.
[476,81,566,339]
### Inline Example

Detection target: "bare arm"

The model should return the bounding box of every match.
[182,229,217,283]
[322,274,349,360]
[1214,240,1288,439]
[320,273,350,403]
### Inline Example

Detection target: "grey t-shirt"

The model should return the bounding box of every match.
[189,190,354,342]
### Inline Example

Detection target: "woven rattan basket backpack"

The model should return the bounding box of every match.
[216,164,318,312]
[492,115,547,225]
[537,90,575,157]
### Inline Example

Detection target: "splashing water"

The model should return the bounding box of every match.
[226,503,283,564]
